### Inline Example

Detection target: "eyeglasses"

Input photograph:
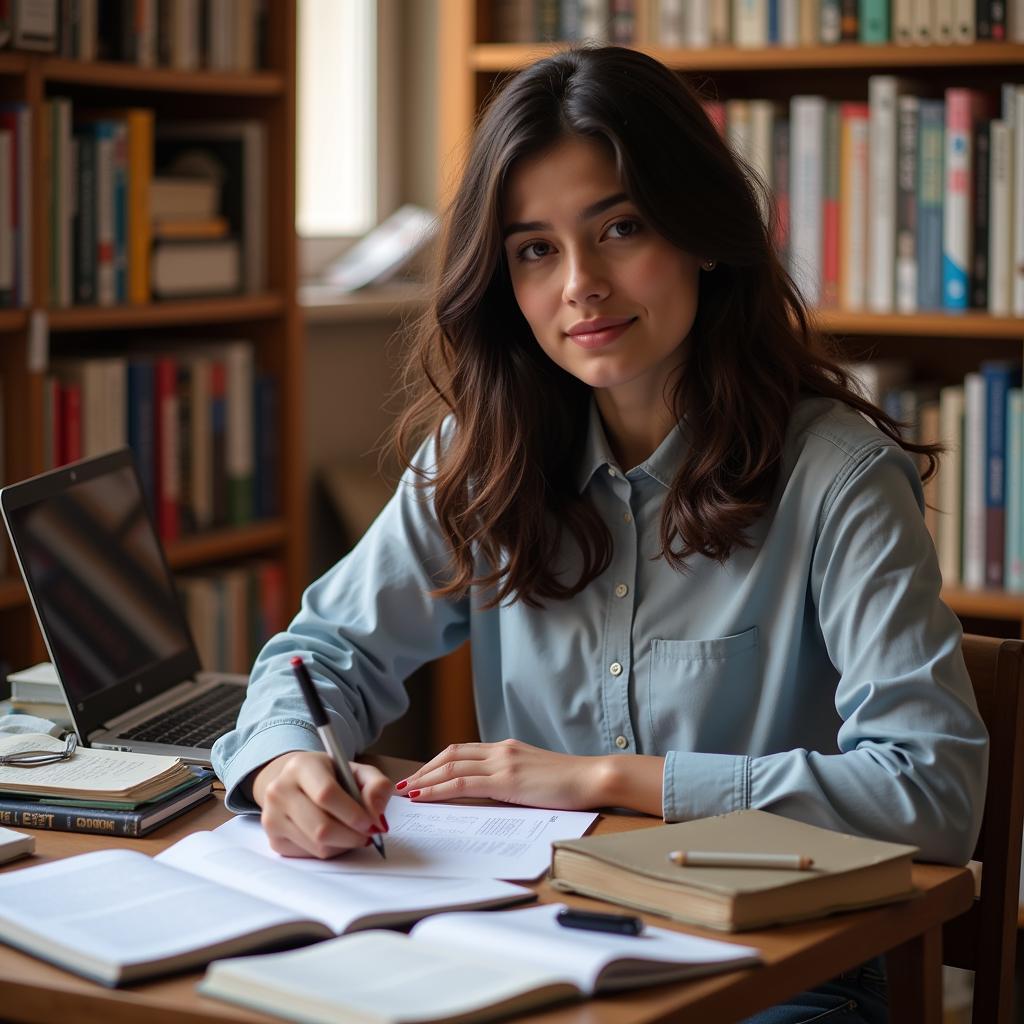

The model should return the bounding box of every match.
[0,732,78,768]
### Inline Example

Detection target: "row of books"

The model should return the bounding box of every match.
[178,558,287,676]
[714,80,1024,314]
[42,340,279,544]
[44,98,265,307]
[0,103,30,308]
[0,0,267,71]
[491,0,1024,45]
[850,359,1024,593]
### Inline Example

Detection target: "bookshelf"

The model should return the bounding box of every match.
[0,2,303,676]
[429,0,1024,748]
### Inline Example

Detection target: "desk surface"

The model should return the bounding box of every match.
[0,765,973,1024]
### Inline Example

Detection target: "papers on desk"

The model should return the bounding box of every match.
[0,826,33,864]
[214,796,598,881]
[200,904,762,1024]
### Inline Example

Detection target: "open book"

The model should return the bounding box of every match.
[200,903,761,1024]
[0,829,532,985]
[551,809,919,931]
[0,733,195,806]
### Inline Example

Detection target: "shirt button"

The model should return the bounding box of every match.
[609,661,623,677]
[615,583,629,598]
[615,735,629,749]
[623,512,633,524]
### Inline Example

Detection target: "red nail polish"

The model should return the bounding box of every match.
[380,815,390,832]
[369,825,380,835]
[408,789,421,798]
[395,779,407,790]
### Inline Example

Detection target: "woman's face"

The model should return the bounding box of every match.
[503,136,701,405]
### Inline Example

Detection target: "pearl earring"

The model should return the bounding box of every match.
[701,259,717,271]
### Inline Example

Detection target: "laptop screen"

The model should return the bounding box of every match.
[2,450,201,733]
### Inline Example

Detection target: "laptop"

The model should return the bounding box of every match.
[0,448,248,765]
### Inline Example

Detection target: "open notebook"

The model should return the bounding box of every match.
[200,903,762,1024]
[0,829,532,985]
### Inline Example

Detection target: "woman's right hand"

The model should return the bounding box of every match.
[250,750,392,859]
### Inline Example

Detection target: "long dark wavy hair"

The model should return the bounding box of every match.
[394,46,936,608]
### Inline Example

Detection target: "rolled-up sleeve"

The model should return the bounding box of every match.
[212,431,469,812]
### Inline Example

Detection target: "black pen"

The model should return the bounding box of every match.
[555,907,645,936]
[290,656,385,858]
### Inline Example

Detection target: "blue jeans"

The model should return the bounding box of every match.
[738,956,889,1024]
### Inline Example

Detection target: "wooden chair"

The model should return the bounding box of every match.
[932,635,1024,1024]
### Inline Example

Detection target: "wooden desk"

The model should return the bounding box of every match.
[0,771,973,1024]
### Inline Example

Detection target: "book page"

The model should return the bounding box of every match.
[201,931,573,1024]
[156,830,532,932]
[214,796,597,880]
[410,904,761,993]
[0,849,305,967]
[0,734,180,795]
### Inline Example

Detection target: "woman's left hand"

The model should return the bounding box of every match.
[395,739,614,810]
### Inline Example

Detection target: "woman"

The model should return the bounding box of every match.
[214,47,986,1024]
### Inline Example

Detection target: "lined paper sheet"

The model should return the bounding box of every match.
[215,797,597,880]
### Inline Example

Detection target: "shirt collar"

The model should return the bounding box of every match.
[575,399,688,493]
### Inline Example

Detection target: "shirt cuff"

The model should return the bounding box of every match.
[663,750,751,821]
[214,720,322,814]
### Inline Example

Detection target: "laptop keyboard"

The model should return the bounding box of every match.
[120,682,245,750]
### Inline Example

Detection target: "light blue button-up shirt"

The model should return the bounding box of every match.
[213,397,988,865]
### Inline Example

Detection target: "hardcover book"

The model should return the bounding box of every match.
[550,810,918,932]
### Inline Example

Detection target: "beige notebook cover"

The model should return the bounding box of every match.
[550,810,918,932]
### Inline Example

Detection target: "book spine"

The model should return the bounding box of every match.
[1014,88,1024,315]
[917,100,945,312]
[211,358,228,526]
[0,800,149,837]
[934,0,955,36]
[155,354,179,543]
[177,361,195,534]
[74,130,96,305]
[225,342,254,526]
[868,76,898,312]
[821,102,840,309]
[988,119,1011,316]
[971,119,990,310]
[911,0,932,38]
[841,0,858,37]
[1006,388,1023,590]
[789,95,825,308]
[943,89,975,311]
[839,103,869,310]
[963,372,986,589]
[127,360,156,517]
[735,0,768,44]
[859,0,888,37]
[127,108,153,304]
[820,0,841,39]
[112,120,127,303]
[0,130,12,306]
[94,122,116,307]
[938,398,963,584]
[895,95,919,314]
[894,0,914,38]
[983,362,1017,588]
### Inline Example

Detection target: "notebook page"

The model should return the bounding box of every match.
[0,849,304,966]
[202,931,573,1024]
[156,830,532,932]
[214,796,597,880]
[0,734,181,794]
[410,904,761,993]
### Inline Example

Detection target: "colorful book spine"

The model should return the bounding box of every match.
[868,76,899,313]
[970,119,990,310]
[988,119,1012,316]
[942,89,979,312]
[127,359,156,517]
[126,108,153,305]
[73,129,96,305]
[859,0,889,37]
[155,355,180,543]
[1013,87,1024,316]
[917,99,945,312]
[982,361,1021,588]
[821,102,840,309]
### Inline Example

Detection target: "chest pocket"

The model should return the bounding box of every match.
[647,626,760,752]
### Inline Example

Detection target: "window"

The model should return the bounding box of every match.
[296,0,377,237]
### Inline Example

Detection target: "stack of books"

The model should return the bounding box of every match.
[0,732,214,837]
[5,663,71,729]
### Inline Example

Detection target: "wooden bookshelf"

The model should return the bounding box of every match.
[432,1,1024,751]
[0,3,303,672]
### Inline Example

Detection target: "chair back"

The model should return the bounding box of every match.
[942,635,1024,1024]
